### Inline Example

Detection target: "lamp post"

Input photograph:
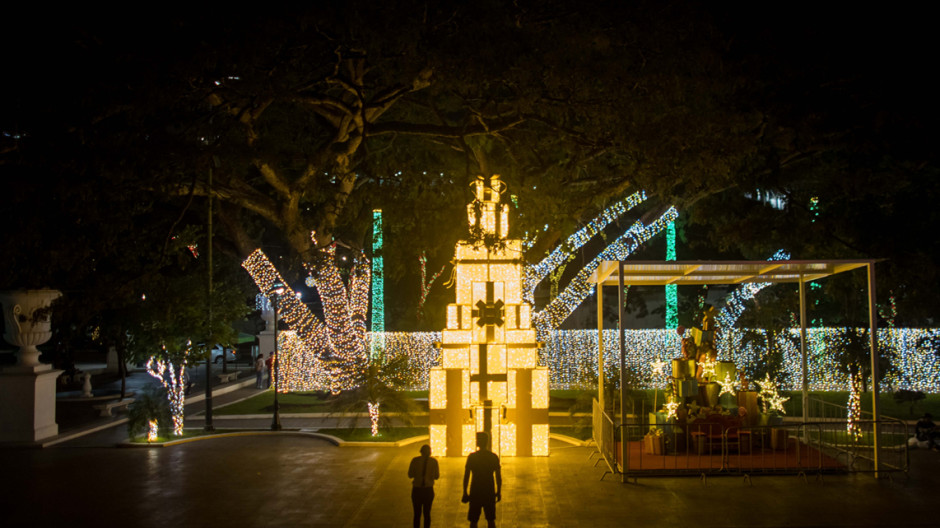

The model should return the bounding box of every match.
[270,281,285,431]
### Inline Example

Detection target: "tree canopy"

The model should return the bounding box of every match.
[2,2,936,333]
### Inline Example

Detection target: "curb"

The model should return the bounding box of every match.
[118,430,432,448]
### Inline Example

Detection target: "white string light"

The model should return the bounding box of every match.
[146,352,189,436]
[523,191,647,303]
[369,327,940,392]
[533,207,679,333]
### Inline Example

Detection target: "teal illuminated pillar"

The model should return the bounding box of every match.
[665,220,678,329]
[371,209,385,360]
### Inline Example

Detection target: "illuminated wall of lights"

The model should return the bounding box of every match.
[278,330,333,392]
[523,191,647,304]
[428,175,549,457]
[533,207,679,334]
[665,220,678,329]
[371,209,385,360]
[369,327,940,393]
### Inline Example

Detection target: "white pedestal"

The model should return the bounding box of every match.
[258,304,275,358]
[258,330,275,360]
[0,364,62,443]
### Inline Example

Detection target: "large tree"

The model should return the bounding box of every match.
[6,2,932,342]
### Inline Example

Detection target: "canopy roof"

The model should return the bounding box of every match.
[590,259,874,286]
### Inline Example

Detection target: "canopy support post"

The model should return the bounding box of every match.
[868,262,880,478]
[618,261,627,482]
[799,274,809,425]
[597,283,605,412]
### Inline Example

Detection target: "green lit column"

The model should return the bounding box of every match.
[665,220,678,329]
[371,209,385,360]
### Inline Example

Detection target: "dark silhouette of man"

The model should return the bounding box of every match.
[462,432,502,528]
[408,444,439,528]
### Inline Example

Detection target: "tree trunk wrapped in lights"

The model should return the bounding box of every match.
[847,367,863,440]
[532,207,679,335]
[146,355,189,436]
[242,246,371,392]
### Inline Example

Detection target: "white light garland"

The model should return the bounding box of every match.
[242,246,372,392]
[714,249,790,353]
[146,352,189,436]
[533,207,679,333]
[367,327,940,392]
[523,191,647,303]
[368,402,380,437]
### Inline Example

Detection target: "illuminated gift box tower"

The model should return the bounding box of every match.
[430,175,550,457]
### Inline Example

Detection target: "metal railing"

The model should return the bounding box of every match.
[592,399,618,479]
[802,418,910,473]
[591,399,909,479]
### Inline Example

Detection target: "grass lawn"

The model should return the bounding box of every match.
[783,391,940,421]
[218,389,600,415]
[317,427,428,442]
[216,388,940,422]
[215,391,334,415]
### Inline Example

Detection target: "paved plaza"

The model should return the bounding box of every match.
[3,433,939,527]
[3,370,938,527]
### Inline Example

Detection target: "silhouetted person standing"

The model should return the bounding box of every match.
[463,432,502,528]
[408,444,439,528]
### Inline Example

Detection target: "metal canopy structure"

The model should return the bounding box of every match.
[591,259,871,286]
[591,259,882,479]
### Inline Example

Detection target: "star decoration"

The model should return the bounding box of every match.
[756,374,788,415]
[699,356,716,381]
[664,400,680,420]
[718,373,737,397]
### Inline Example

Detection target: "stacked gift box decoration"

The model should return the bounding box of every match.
[644,309,785,454]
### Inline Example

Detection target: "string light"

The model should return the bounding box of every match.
[429,175,549,457]
[523,191,647,303]
[371,327,940,391]
[664,399,680,420]
[714,249,790,353]
[145,352,189,436]
[718,372,737,397]
[242,247,372,392]
[755,373,789,414]
[879,291,897,328]
[534,207,679,333]
[147,420,158,442]
[665,220,678,329]
[847,371,862,440]
[650,358,667,386]
[371,210,385,359]
[368,402,380,437]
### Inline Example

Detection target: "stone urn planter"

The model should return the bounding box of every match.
[0,289,62,367]
[0,289,63,443]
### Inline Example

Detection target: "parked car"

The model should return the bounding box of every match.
[210,346,237,364]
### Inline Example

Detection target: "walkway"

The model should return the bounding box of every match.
[9,370,936,527]
[2,434,938,527]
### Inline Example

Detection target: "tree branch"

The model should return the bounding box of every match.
[367,116,524,138]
